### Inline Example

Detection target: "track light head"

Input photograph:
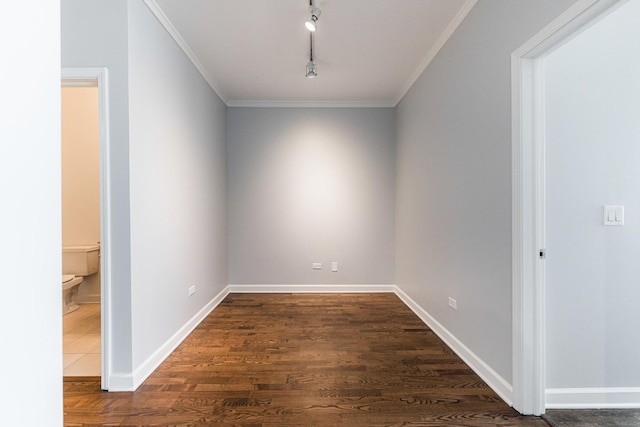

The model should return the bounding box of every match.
[305,6,321,31]
[305,60,318,78]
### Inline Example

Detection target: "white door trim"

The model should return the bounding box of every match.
[511,0,626,415]
[62,67,112,390]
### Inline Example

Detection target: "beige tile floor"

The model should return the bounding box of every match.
[63,303,101,376]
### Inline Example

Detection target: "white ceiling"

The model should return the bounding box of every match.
[148,0,475,107]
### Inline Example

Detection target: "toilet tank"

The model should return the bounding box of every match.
[62,244,100,276]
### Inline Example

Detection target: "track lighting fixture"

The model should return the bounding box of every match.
[305,33,318,78]
[305,0,321,32]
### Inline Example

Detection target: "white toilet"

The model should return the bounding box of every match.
[62,244,100,315]
[62,274,83,314]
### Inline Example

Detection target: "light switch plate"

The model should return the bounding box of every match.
[603,205,624,226]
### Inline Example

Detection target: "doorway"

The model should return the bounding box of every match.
[512,0,633,416]
[61,83,100,380]
[61,68,111,390]
[543,0,640,409]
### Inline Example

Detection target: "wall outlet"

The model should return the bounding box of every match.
[312,262,322,270]
[448,297,457,310]
[188,285,196,296]
[331,262,338,272]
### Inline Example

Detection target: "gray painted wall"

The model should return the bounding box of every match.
[1,1,63,424]
[227,108,395,285]
[395,0,577,383]
[545,0,640,389]
[62,0,228,384]
[61,0,134,378]
[128,0,227,369]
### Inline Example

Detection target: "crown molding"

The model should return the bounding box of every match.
[394,0,478,106]
[226,100,395,108]
[144,0,477,110]
[512,0,621,59]
[143,0,228,104]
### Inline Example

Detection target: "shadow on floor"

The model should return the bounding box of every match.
[544,409,640,427]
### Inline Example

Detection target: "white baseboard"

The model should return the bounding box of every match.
[77,295,100,304]
[110,286,231,391]
[393,287,514,406]
[546,387,640,409]
[107,373,134,392]
[227,284,397,293]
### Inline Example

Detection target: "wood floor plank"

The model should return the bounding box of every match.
[64,293,549,426]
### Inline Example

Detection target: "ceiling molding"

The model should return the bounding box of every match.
[60,78,98,87]
[143,0,228,104]
[226,100,396,109]
[145,0,475,109]
[393,0,478,106]
[511,0,620,58]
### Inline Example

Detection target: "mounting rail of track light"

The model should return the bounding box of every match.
[305,33,317,78]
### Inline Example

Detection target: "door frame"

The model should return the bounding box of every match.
[511,0,627,415]
[61,67,112,390]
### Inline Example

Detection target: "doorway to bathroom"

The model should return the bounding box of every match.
[61,68,111,390]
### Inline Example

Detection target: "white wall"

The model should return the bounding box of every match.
[61,0,134,377]
[395,0,577,387]
[545,0,640,396]
[128,0,227,371]
[0,1,63,425]
[227,108,395,285]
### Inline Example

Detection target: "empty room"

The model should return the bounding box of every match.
[2,0,639,425]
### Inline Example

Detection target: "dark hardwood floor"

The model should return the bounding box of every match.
[64,293,549,426]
